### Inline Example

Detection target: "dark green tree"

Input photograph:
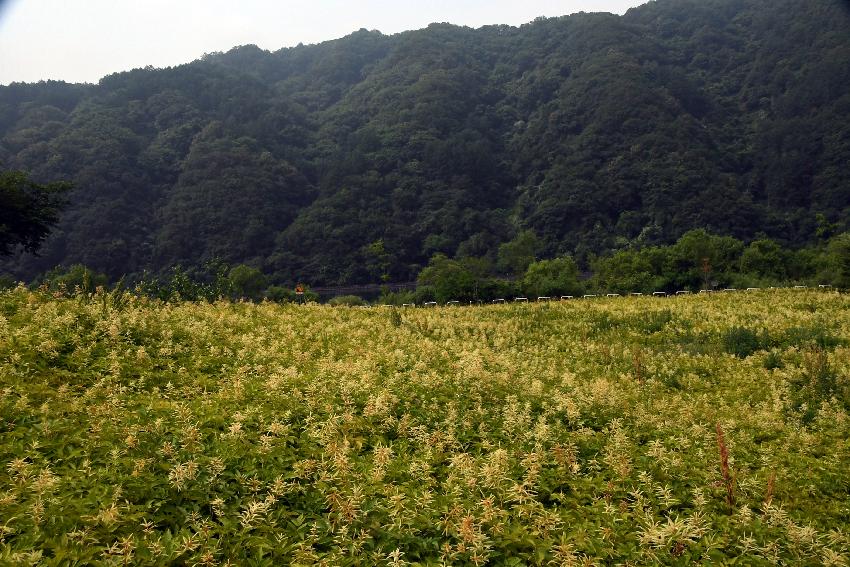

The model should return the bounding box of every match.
[0,171,70,256]
[228,264,269,300]
[497,230,541,276]
[362,239,393,282]
[739,238,788,282]
[417,254,481,303]
[591,249,666,294]
[522,257,583,297]
[669,230,744,290]
[825,233,850,289]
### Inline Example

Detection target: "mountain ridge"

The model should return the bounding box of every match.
[1,0,849,285]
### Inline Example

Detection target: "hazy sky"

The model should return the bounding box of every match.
[0,0,647,85]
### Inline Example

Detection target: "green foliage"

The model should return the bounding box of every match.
[763,350,785,370]
[670,229,744,290]
[522,256,582,297]
[722,326,765,358]
[265,285,291,302]
[265,285,318,303]
[816,213,839,240]
[362,239,392,282]
[377,289,417,306]
[800,347,840,400]
[722,322,845,360]
[228,264,268,300]
[825,232,850,288]
[591,249,666,294]
[41,263,109,293]
[417,254,487,303]
[136,263,232,302]
[638,309,674,334]
[782,324,845,350]
[0,170,70,256]
[592,231,799,294]
[739,238,788,282]
[327,294,367,306]
[0,1,849,287]
[1,288,849,564]
[497,230,541,276]
[790,347,845,423]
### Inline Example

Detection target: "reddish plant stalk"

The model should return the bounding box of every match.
[765,471,776,506]
[632,348,644,384]
[715,422,735,508]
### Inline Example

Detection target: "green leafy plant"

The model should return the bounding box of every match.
[328,294,367,306]
[722,326,764,358]
[0,288,848,564]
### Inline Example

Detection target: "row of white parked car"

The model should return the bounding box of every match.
[387,284,835,307]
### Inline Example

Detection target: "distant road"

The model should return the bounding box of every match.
[310,282,417,297]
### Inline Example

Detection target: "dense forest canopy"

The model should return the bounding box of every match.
[1,0,849,286]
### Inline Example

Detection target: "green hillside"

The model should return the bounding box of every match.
[1,0,849,285]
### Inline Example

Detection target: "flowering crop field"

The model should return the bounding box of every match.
[1,287,849,566]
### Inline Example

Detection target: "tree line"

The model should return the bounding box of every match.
[5,226,848,305]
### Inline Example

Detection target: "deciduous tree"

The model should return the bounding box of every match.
[0,171,70,256]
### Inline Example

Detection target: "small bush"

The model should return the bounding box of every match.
[412,286,437,304]
[265,286,319,303]
[600,310,675,336]
[265,285,292,302]
[763,351,785,370]
[783,325,845,350]
[722,326,764,358]
[328,294,367,307]
[0,275,15,290]
[592,312,623,333]
[638,309,673,334]
[389,308,403,327]
[790,347,845,423]
[379,290,416,306]
[136,263,232,302]
[42,264,109,294]
[801,347,839,399]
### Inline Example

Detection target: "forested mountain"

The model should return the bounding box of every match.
[1,0,849,285]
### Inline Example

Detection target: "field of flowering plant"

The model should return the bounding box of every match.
[1,286,849,565]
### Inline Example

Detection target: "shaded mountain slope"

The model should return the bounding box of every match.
[1,0,849,284]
